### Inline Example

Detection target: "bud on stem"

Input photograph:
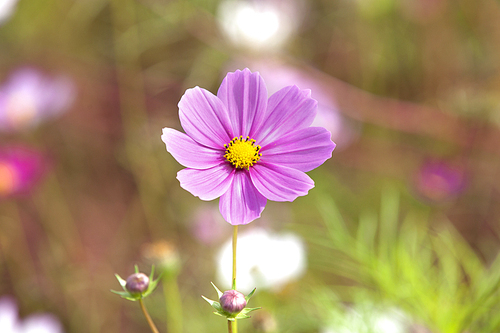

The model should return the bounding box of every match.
[220,290,247,314]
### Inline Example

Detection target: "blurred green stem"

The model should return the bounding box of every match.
[139,298,160,333]
[162,273,183,333]
[0,203,38,298]
[232,225,238,289]
[231,225,238,333]
[108,0,166,238]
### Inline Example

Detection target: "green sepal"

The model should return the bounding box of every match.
[110,290,139,301]
[211,282,223,298]
[142,266,162,298]
[115,274,127,288]
[202,283,260,321]
[245,288,256,302]
[201,295,223,312]
[111,265,161,301]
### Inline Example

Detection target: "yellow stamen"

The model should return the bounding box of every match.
[224,136,262,170]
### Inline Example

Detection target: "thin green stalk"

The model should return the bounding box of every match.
[139,298,160,333]
[231,225,238,333]
[232,225,238,288]
[162,274,183,333]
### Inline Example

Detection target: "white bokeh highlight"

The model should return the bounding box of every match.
[0,297,64,333]
[216,228,306,293]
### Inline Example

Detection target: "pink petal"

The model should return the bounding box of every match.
[250,163,314,202]
[161,128,225,169]
[261,127,336,172]
[255,85,317,146]
[179,87,233,149]
[217,69,268,138]
[219,171,267,225]
[177,164,234,201]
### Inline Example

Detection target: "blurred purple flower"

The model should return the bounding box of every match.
[0,296,64,333]
[0,0,18,24]
[0,68,75,132]
[0,146,46,198]
[414,160,465,203]
[162,68,335,225]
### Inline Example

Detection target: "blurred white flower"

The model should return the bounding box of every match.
[0,67,76,132]
[216,228,306,293]
[322,306,409,333]
[0,0,18,24]
[0,296,64,333]
[217,0,304,52]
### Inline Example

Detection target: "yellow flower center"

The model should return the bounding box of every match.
[224,136,262,170]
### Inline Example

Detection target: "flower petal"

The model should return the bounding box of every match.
[219,170,267,225]
[255,85,317,146]
[161,128,225,169]
[217,69,268,138]
[250,163,314,202]
[179,86,233,149]
[177,164,234,201]
[261,127,336,172]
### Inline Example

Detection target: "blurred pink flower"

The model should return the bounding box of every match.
[228,59,359,150]
[0,67,75,132]
[0,296,64,333]
[0,146,47,198]
[414,160,466,203]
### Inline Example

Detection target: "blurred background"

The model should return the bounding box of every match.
[1,0,500,332]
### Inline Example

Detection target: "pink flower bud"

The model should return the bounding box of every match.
[125,273,149,295]
[220,290,247,314]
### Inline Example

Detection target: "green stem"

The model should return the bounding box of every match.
[232,225,238,289]
[162,274,183,333]
[231,225,238,333]
[139,298,160,333]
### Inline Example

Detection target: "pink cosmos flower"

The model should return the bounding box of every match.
[162,69,335,225]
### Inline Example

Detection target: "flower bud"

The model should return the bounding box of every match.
[125,273,149,295]
[220,290,247,314]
